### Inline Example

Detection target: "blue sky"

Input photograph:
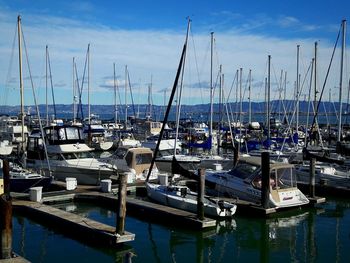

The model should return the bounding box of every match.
[0,0,349,108]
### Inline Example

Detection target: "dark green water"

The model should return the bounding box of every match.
[12,198,350,263]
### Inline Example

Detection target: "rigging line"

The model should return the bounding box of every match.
[146,36,187,182]
[47,48,57,119]
[21,26,51,171]
[226,69,238,103]
[78,46,90,121]
[74,61,83,120]
[189,27,205,105]
[308,23,341,147]
[2,21,18,108]
[127,68,136,117]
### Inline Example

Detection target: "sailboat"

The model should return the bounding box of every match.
[145,19,237,218]
[0,16,53,192]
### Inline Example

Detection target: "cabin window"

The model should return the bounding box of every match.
[66,127,80,140]
[59,128,66,140]
[125,152,133,166]
[272,167,295,189]
[48,154,63,160]
[135,153,153,165]
[114,148,128,159]
[76,152,93,159]
[62,153,77,160]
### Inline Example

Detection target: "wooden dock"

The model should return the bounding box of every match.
[13,199,135,246]
[43,190,217,229]
[0,254,30,263]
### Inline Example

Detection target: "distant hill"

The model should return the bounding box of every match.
[0,100,345,122]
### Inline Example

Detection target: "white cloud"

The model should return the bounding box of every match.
[0,9,345,107]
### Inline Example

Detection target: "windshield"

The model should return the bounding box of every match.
[271,167,296,189]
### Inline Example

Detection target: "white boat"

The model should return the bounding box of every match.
[295,162,350,188]
[204,156,309,209]
[83,124,114,151]
[0,140,13,156]
[26,125,117,185]
[0,161,52,193]
[101,146,159,183]
[146,181,237,218]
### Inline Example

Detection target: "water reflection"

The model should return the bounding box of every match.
[11,198,350,263]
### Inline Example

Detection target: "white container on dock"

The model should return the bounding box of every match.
[100,179,112,193]
[66,177,77,190]
[158,173,169,186]
[29,186,43,202]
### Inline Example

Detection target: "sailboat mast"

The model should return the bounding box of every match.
[125,65,128,129]
[209,32,214,151]
[337,19,346,142]
[217,64,223,155]
[46,45,49,126]
[173,18,190,155]
[17,15,25,152]
[87,43,91,125]
[113,63,118,126]
[296,45,300,135]
[73,57,76,124]
[314,42,318,113]
[248,69,252,124]
[267,55,271,148]
[239,67,242,151]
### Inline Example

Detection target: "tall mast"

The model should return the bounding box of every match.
[239,67,242,151]
[125,65,128,129]
[87,43,91,125]
[267,55,271,148]
[147,75,153,118]
[314,42,318,113]
[248,69,252,124]
[173,18,190,156]
[217,64,223,156]
[73,57,76,124]
[338,19,346,142]
[17,15,25,152]
[113,63,118,126]
[209,31,214,154]
[46,45,49,126]
[296,45,300,134]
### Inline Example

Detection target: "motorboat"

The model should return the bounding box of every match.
[100,146,159,183]
[83,124,113,151]
[0,161,52,193]
[26,125,117,185]
[146,181,237,218]
[204,156,309,209]
[295,162,350,188]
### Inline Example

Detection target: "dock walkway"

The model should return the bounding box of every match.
[13,199,135,246]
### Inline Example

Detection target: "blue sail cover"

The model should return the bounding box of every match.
[188,135,212,149]
[263,138,272,148]
[292,132,299,144]
[246,140,261,151]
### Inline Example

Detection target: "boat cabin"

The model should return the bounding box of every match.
[27,126,85,160]
[113,146,154,175]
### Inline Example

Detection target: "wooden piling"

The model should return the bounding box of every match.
[261,152,270,209]
[0,159,12,259]
[309,158,316,198]
[116,173,127,235]
[197,169,205,221]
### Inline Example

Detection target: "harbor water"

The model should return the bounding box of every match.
[11,197,350,263]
